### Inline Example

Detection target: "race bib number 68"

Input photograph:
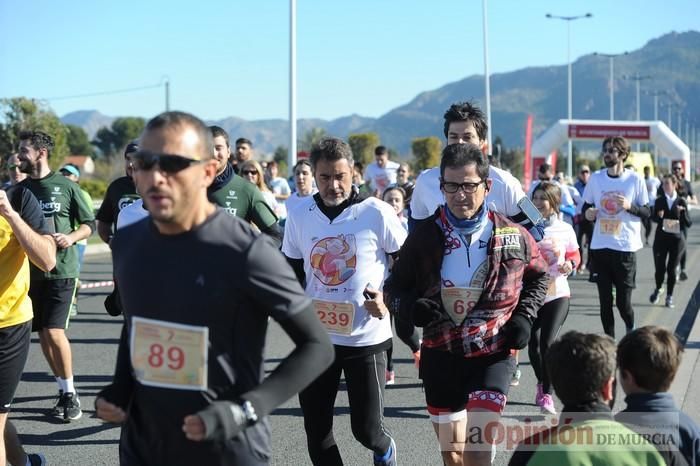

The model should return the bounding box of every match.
[130,317,208,391]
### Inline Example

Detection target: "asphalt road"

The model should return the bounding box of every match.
[10,213,700,465]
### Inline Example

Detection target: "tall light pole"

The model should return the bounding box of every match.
[593,51,628,120]
[546,12,593,179]
[647,90,667,166]
[289,0,297,169]
[482,0,492,151]
[622,73,652,151]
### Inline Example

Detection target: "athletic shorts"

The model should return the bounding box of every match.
[421,347,515,415]
[29,278,77,331]
[0,321,32,412]
[590,249,637,289]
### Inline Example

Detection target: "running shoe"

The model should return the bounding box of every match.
[665,296,674,308]
[27,453,46,466]
[649,289,662,305]
[385,370,395,386]
[539,394,556,415]
[63,392,82,422]
[373,437,397,466]
[535,383,544,405]
[510,367,521,387]
[52,390,65,416]
[680,270,688,281]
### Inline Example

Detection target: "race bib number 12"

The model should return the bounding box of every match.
[599,218,622,236]
[130,317,208,391]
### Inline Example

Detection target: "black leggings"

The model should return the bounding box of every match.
[653,233,685,296]
[591,249,636,338]
[528,297,569,394]
[386,313,421,372]
[299,347,392,466]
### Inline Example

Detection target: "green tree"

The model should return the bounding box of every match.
[411,137,442,171]
[299,127,327,153]
[273,145,288,163]
[66,124,95,156]
[499,147,525,180]
[0,97,69,171]
[348,132,380,166]
[92,117,145,158]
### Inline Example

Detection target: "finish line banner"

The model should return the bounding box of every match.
[568,124,651,140]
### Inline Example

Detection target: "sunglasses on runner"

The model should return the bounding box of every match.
[241,170,258,176]
[6,164,19,171]
[131,151,205,174]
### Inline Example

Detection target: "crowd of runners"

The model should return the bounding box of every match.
[1,101,699,466]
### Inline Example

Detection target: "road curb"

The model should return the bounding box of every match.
[672,279,700,421]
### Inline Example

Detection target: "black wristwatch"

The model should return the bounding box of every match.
[240,400,258,426]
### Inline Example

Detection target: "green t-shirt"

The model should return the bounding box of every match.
[22,172,95,280]
[526,419,665,466]
[208,174,278,230]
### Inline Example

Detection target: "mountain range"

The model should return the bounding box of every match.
[61,30,700,155]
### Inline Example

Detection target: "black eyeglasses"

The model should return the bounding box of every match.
[441,180,485,194]
[241,170,258,176]
[6,164,19,171]
[602,148,620,155]
[580,170,590,174]
[672,166,683,171]
[131,151,205,174]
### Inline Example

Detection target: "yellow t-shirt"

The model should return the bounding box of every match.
[0,216,33,328]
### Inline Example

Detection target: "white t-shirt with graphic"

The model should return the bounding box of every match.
[410,165,525,220]
[440,218,493,325]
[116,199,149,230]
[538,217,579,303]
[282,197,407,347]
[583,169,648,252]
[364,160,400,194]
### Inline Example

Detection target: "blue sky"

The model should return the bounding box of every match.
[1,0,697,121]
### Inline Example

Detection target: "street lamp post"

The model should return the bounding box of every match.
[593,52,628,120]
[647,90,667,166]
[622,73,652,151]
[482,0,492,152]
[546,12,593,179]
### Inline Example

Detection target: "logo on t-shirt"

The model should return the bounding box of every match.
[118,195,139,212]
[600,191,623,215]
[310,234,357,286]
[40,198,61,214]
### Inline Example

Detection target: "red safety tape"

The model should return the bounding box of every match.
[79,280,115,290]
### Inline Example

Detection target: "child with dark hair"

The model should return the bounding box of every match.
[617,326,700,466]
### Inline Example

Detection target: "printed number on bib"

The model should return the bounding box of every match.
[599,218,622,236]
[662,219,680,234]
[312,300,355,335]
[130,317,208,391]
[441,287,482,326]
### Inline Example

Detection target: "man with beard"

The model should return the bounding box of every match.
[18,130,95,422]
[582,136,649,338]
[96,142,141,244]
[207,126,282,244]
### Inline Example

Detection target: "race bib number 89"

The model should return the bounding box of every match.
[130,317,208,391]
